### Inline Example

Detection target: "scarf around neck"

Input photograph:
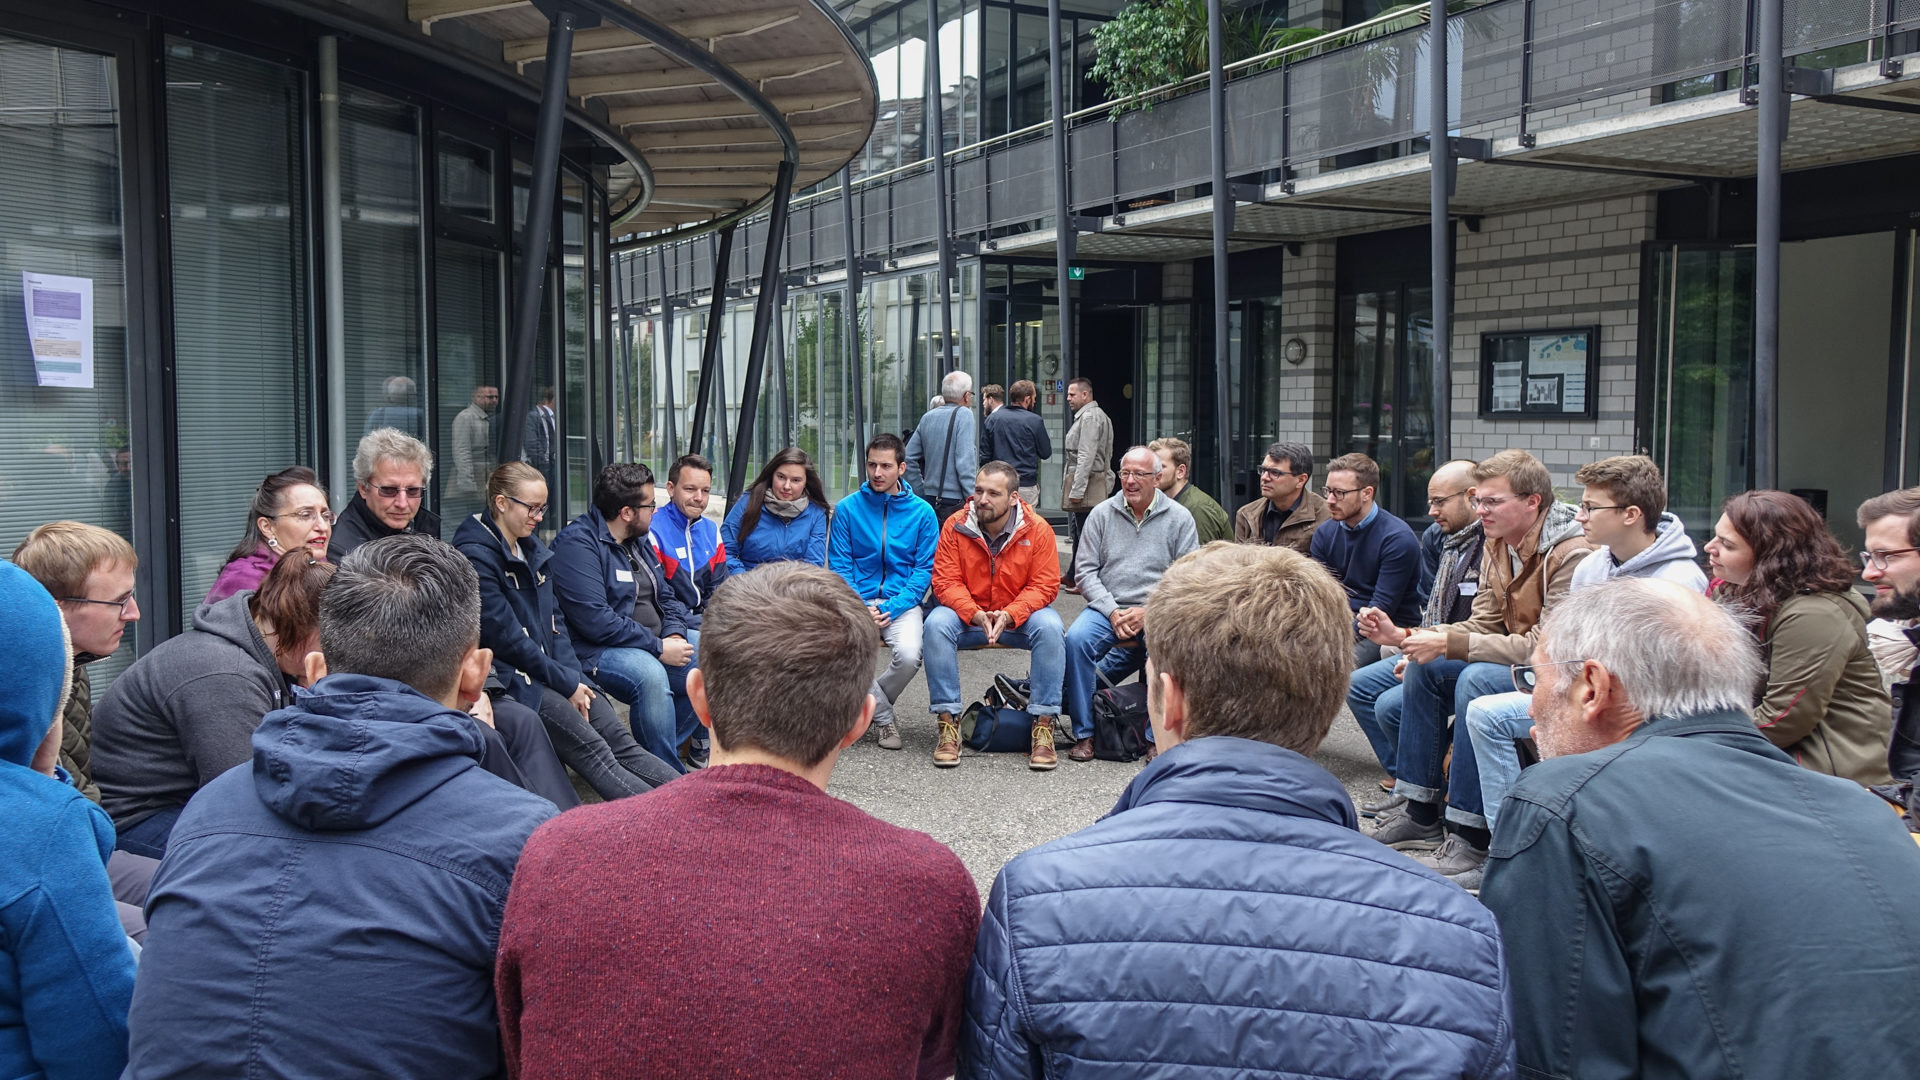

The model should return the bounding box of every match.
[763,496,808,521]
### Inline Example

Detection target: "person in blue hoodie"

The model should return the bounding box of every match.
[721,448,830,574]
[961,543,1513,1079]
[553,462,700,772]
[651,453,728,629]
[0,561,137,1080]
[125,535,560,1080]
[828,432,939,749]
[455,462,679,799]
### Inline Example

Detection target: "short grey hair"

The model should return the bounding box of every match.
[354,427,434,485]
[1121,445,1161,473]
[1538,577,1761,720]
[319,535,479,701]
[939,370,972,403]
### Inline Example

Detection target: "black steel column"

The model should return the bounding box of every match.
[1754,0,1782,487]
[658,246,679,455]
[841,166,866,449]
[1429,0,1453,461]
[690,224,736,453]
[775,272,793,448]
[500,4,585,465]
[1207,0,1233,504]
[927,0,957,370]
[612,250,631,459]
[729,159,799,498]
[1046,0,1074,398]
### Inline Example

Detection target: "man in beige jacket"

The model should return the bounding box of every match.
[1060,378,1111,590]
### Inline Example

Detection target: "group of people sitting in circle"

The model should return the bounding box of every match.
[7,391,1920,1078]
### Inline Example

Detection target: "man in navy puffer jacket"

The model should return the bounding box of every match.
[961,543,1514,1080]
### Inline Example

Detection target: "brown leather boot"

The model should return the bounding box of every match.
[933,712,961,767]
[1028,715,1059,771]
[1068,736,1095,762]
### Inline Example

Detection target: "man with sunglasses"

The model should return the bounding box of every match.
[329,427,442,560]
[1233,441,1328,553]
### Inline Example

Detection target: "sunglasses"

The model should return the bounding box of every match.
[374,485,426,500]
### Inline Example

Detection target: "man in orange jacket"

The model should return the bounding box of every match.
[925,461,1064,771]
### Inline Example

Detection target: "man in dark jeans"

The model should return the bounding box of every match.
[987,379,1053,507]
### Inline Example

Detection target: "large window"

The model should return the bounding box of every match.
[166,39,311,606]
[435,240,503,535]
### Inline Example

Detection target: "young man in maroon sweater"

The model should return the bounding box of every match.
[496,562,980,1080]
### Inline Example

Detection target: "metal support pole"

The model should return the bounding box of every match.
[690,224,736,453]
[729,159,798,498]
[1046,0,1075,402]
[499,5,583,466]
[928,0,957,371]
[1207,0,1234,504]
[841,166,866,449]
[1754,0,1782,488]
[1428,0,1453,462]
[612,253,631,460]
[775,272,793,448]
[318,36,347,505]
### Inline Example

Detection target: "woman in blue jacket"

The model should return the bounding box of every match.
[453,462,677,800]
[721,448,830,574]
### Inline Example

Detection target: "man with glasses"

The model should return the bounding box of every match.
[552,463,699,771]
[329,428,442,561]
[1233,441,1328,553]
[1482,578,1920,1079]
[1309,452,1422,668]
[1857,486,1920,783]
[1351,449,1590,890]
[1415,459,1483,610]
[1063,447,1199,762]
[1461,455,1706,837]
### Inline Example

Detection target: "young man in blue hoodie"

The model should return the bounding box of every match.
[829,432,939,749]
[0,561,137,1080]
[651,453,728,629]
[126,535,557,1080]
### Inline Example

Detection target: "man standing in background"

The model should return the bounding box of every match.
[1060,378,1112,591]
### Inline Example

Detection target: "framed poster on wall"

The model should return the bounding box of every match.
[1478,327,1599,420]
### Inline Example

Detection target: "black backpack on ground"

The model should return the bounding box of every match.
[1089,683,1150,762]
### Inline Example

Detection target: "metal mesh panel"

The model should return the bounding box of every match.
[1227,64,1286,175]
[1897,0,1920,30]
[1284,27,1424,163]
[887,167,938,251]
[1528,0,1745,112]
[862,182,892,256]
[1459,0,1525,124]
[1784,0,1888,53]
[1069,121,1116,208]
[952,155,988,233]
[1111,90,1212,204]
[984,137,1053,229]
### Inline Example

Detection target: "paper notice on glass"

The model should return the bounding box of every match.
[1528,334,1587,413]
[1490,361,1523,412]
[22,272,94,389]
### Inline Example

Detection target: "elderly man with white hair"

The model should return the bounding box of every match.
[905,370,977,522]
[1061,446,1198,762]
[1481,576,1920,1080]
[328,427,441,560]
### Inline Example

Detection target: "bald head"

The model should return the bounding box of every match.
[1427,459,1479,533]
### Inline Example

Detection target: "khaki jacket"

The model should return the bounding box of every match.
[1753,589,1892,786]
[1443,502,1591,665]
[1233,490,1330,554]
[1061,401,1113,509]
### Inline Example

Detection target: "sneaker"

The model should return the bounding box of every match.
[1067,736,1095,762]
[933,713,961,767]
[1029,716,1059,770]
[680,735,710,771]
[1368,804,1444,851]
[1414,833,1489,877]
[876,723,903,751]
[1360,791,1408,818]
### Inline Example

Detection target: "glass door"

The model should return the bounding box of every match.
[1334,284,1434,522]
[1648,243,1755,549]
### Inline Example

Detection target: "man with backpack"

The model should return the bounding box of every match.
[924,461,1064,770]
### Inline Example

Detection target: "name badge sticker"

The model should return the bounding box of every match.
[1458,582,1478,596]
[615,569,635,582]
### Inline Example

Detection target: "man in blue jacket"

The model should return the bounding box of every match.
[1309,452,1422,668]
[830,432,939,749]
[650,453,728,629]
[554,462,699,770]
[1483,578,1920,1079]
[962,543,1514,1079]
[0,561,137,1080]
[126,535,558,1080]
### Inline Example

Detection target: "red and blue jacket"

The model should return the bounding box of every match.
[650,500,728,627]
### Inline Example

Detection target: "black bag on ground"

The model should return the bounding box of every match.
[1090,683,1150,762]
[960,676,1035,753]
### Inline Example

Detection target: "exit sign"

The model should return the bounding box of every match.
[1068,266,1085,281]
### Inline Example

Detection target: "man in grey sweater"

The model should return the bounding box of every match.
[1062,446,1200,760]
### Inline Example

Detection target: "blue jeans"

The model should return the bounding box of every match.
[1394,659,1513,829]
[1064,608,1150,739]
[1347,656,1407,777]
[923,605,1065,716]
[115,805,184,860]
[590,635,699,773]
[1464,690,1535,833]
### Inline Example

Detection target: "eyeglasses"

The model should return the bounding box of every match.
[1323,485,1365,500]
[1258,466,1304,479]
[63,593,137,617]
[1861,547,1920,571]
[1510,658,1589,693]
[276,508,335,526]
[1577,502,1628,516]
[1427,490,1469,510]
[374,485,426,501]
[630,501,657,513]
[1118,470,1157,481]
[1471,495,1520,511]
[506,494,548,519]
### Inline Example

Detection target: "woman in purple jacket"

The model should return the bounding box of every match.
[205,467,333,605]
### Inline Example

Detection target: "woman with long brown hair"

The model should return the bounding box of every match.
[1706,490,1891,785]
[720,448,830,573]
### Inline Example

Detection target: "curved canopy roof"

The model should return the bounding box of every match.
[410,0,877,244]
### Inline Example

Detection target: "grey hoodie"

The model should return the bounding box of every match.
[92,591,292,832]
[1075,489,1200,617]
[1570,511,1708,592]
